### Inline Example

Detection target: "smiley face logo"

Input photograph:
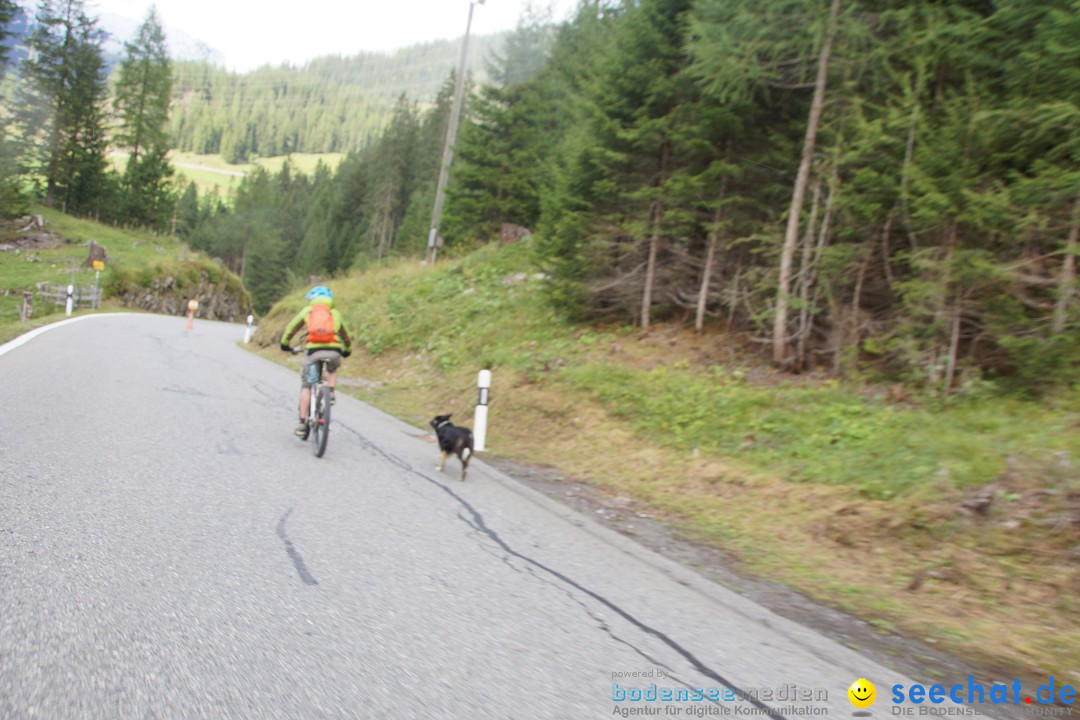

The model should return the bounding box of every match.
[848,678,877,709]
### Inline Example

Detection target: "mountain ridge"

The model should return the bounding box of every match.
[5,3,226,67]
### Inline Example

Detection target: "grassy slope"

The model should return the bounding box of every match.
[0,207,240,342]
[253,242,1079,683]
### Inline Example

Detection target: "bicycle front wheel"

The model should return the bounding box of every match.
[312,384,331,458]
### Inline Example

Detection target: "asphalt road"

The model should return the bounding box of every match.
[0,314,1019,719]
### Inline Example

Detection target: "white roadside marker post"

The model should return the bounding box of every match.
[244,314,254,343]
[65,284,74,317]
[475,369,491,452]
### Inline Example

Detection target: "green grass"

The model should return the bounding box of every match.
[172,165,244,197]
[562,363,1080,498]
[171,151,348,174]
[169,152,253,172]
[261,242,574,371]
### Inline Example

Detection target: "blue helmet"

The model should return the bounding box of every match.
[306,285,332,300]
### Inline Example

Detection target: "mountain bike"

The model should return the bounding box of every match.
[291,347,332,458]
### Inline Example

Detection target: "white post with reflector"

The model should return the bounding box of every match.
[65,284,74,317]
[474,369,491,452]
[244,314,255,343]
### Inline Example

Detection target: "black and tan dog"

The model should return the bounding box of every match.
[429,414,474,481]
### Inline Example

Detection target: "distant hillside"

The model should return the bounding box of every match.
[169,32,510,161]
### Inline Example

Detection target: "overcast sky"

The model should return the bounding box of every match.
[81,0,580,71]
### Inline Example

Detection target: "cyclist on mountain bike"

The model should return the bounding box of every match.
[280,286,353,438]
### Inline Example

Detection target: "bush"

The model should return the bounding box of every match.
[997,333,1080,395]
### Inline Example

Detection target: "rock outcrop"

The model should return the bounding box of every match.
[112,267,253,321]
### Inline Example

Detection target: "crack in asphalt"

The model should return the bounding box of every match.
[457,510,529,576]
[334,420,787,720]
[162,385,211,398]
[249,382,291,410]
[276,509,318,586]
[518,563,705,702]
[468,533,695,696]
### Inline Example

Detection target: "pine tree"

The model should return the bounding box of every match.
[114,6,175,229]
[176,181,199,239]
[362,95,419,260]
[0,0,28,215]
[63,44,113,219]
[0,0,17,70]
[20,0,112,214]
[538,0,696,327]
[532,2,622,316]
[243,216,287,313]
[295,175,335,277]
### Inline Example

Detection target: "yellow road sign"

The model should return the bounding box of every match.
[92,260,105,271]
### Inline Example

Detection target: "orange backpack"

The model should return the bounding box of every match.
[306,304,335,344]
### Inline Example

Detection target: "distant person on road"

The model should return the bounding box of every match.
[280,286,353,438]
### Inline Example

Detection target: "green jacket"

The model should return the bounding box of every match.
[281,299,353,351]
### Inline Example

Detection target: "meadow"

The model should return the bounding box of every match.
[108,151,347,199]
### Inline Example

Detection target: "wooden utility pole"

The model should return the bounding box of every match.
[427,0,484,264]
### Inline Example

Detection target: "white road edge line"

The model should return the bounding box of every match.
[0,313,142,359]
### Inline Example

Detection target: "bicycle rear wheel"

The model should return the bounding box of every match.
[312,384,331,458]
